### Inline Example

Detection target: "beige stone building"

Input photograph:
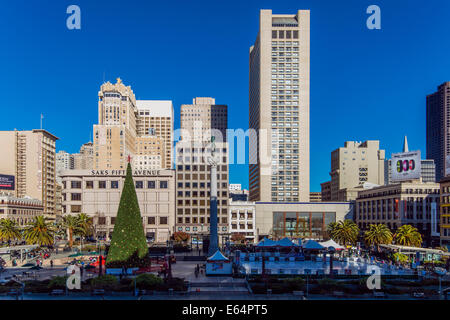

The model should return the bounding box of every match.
[255,202,354,241]
[73,142,93,170]
[94,79,173,171]
[136,100,173,169]
[0,129,58,219]
[229,200,256,243]
[175,97,229,237]
[438,176,450,247]
[0,192,43,226]
[322,140,386,201]
[309,192,322,202]
[61,169,175,243]
[355,181,441,247]
[249,9,310,203]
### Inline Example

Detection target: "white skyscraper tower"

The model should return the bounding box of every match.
[249,9,310,202]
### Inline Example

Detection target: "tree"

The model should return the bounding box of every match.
[394,225,422,247]
[364,224,393,251]
[231,233,246,244]
[23,216,55,246]
[61,215,82,248]
[76,213,93,238]
[0,219,22,244]
[327,220,359,246]
[106,162,150,268]
[173,231,190,243]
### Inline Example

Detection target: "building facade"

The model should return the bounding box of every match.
[60,169,175,243]
[73,142,94,170]
[309,192,322,202]
[136,100,173,169]
[0,192,43,226]
[175,97,229,237]
[94,78,173,171]
[56,151,74,184]
[255,202,354,241]
[324,140,385,201]
[229,200,256,243]
[439,177,450,248]
[0,130,58,219]
[249,9,310,203]
[427,82,450,182]
[355,181,441,247]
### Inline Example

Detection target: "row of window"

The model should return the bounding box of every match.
[67,180,168,190]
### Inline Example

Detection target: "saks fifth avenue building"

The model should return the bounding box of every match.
[60,169,175,243]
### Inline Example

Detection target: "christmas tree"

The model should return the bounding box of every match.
[106,161,150,268]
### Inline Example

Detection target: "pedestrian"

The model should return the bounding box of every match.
[195,268,199,278]
[50,260,53,268]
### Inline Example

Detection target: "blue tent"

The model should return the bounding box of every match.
[256,237,277,247]
[207,250,230,262]
[302,240,325,250]
[275,237,299,247]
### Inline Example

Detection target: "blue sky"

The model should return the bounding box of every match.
[1,0,449,191]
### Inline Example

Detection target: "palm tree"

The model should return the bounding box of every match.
[61,215,83,248]
[0,219,22,244]
[76,213,93,238]
[394,225,422,247]
[327,220,359,246]
[364,224,393,252]
[23,216,55,246]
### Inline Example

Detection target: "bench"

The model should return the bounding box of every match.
[50,289,65,296]
[333,291,345,298]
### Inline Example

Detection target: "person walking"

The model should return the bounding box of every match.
[194,267,199,278]
[50,260,53,268]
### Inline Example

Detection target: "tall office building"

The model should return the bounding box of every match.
[136,100,174,169]
[249,9,310,202]
[322,140,386,201]
[0,130,58,219]
[93,78,173,170]
[175,97,229,238]
[427,82,450,182]
[56,151,74,184]
[73,142,94,170]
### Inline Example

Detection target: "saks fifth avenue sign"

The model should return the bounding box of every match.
[90,169,162,176]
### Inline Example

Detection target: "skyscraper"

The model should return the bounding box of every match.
[175,98,229,238]
[249,9,310,202]
[426,82,450,182]
[93,78,173,170]
[0,129,58,219]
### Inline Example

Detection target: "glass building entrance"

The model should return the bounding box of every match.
[273,212,336,239]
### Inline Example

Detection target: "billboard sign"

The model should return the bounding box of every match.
[0,174,15,190]
[391,150,421,182]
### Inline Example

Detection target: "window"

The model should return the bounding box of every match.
[136,181,143,189]
[71,193,81,201]
[98,217,106,225]
[110,217,116,225]
[111,181,119,189]
[71,205,81,213]
[71,181,81,189]
[272,30,277,38]
[147,181,156,189]
[148,217,155,224]
[86,181,94,189]
[159,217,168,225]
[98,181,106,189]
[160,181,168,189]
